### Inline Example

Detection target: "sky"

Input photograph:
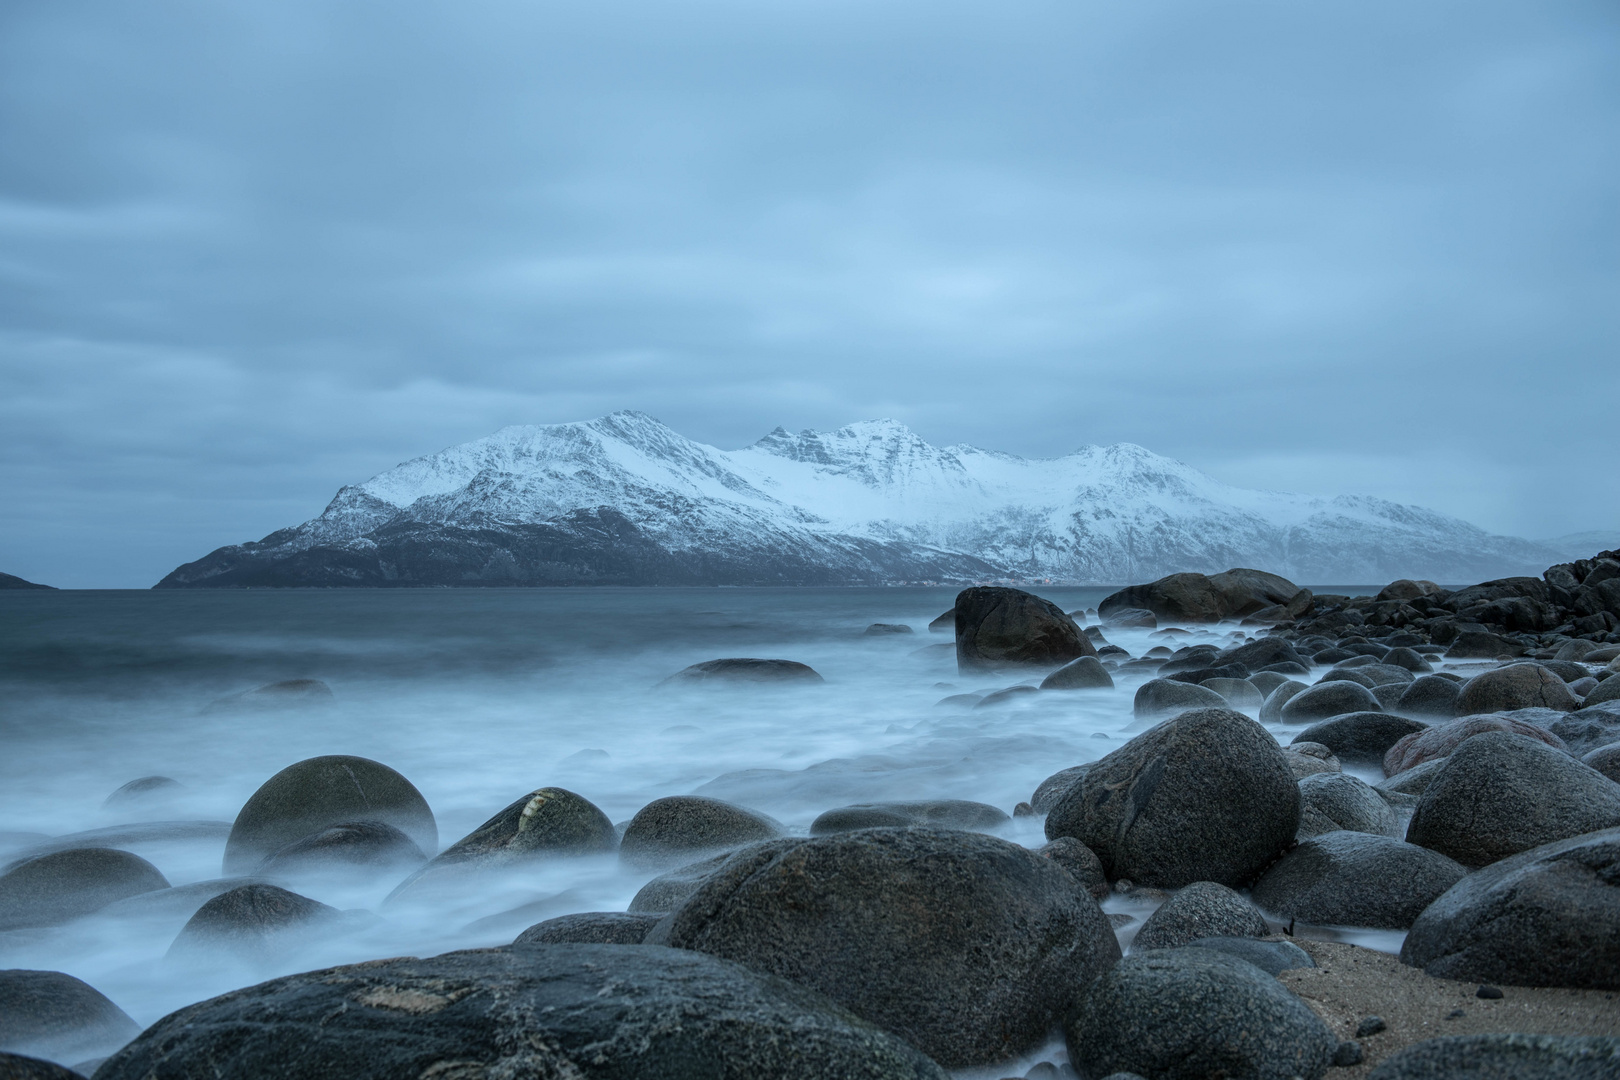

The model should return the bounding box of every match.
[1,0,1617,588]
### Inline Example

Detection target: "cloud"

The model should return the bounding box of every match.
[1,0,1616,585]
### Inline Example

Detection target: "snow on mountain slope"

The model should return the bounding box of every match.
[157,411,1560,588]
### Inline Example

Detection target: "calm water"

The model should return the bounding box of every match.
[0,585,1382,1073]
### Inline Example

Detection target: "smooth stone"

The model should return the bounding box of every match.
[1280,681,1383,723]
[1039,656,1114,690]
[1035,836,1109,900]
[1395,675,1463,719]
[1371,682,1410,710]
[1381,647,1434,673]
[810,800,1009,835]
[1065,949,1336,1080]
[1259,680,1309,724]
[864,623,913,635]
[1378,579,1442,603]
[974,685,1040,708]
[167,884,341,963]
[619,796,784,870]
[1404,732,1620,867]
[0,850,169,930]
[256,820,426,878]
[1581,675,1620,707]
[1583,742,1620,783]
[0,1052,85,1079]
[1252,831,1468,930]
[1282,746,1341,780]
[1446,631,1527,660]
[1296,772,1398,839]
[4,821,230,864]
[0,971,139,1064]
[1248,671,1292,697]
[1102,607,1157,629]
[1031,765,1092,814]
[1131,881,1268,950]
[1383,714,1571,776]
[1045,708,1300,888]
[954,587,1094,672]
[661,658,825,684]
[1292,713,1427,767]
[1376,759,1445,797]
[223,756,436,875]
[513,911,662,946]
[1099,569,1309,624]
[928,608,955,632]
[1547,704,1620,754]
[1455,664,1581,715]
[1401,826,1620,990]
[1181,936,1315,976]
[648,827,1120,1067]
[1201,677,1264,710]
[95,944,950,1080]
[1131,678,1227,719]
[1365,1034,1620,1080]
[1218,637,1310,674]
[100,777,182,808]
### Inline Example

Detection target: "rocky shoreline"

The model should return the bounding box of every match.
[4,552,1620,1079]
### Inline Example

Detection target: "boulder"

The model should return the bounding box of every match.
[620,796,784,870]
[0,849,168,930]
[1248,671,1292,697]
[223,756,436,875]
[1098,569,1309,624]
[1365,1034,1620,1080]
[1292,713,1427,767]
[1219,637,1310,673]
[1446,631,1526,659]
[513,911,662,946]
[648,828,1120,1067]
[1548,704,1620,754]
[1583,675,1620,707]
[0,1052,85,1079]
[1031,764,1092,814]
[1132,678,1227,719]
[388,787,615,902]
[1377,580,1442,603]
[628,850,735,913]
[1045,708,1300,888]
[1377,759,1444,798]
[973,685,1039,709]
[1102,607,1157,628]
[1295,772,1398,839]
[809,800,1008,836]
[1181,937,1315,976]
[168,884,341,963]
[953,587,1093,671]
[1279,681,1383,723]
[1380,646,1433,673]
[1065,949,1337,1080]
[1401,827,1620,990]
[864,623,913,635]
[1383,714,1570,776]
[1394,675,1462,719]
[1252,832,1467,930]
[1130,881,1268,950]
[1282,745,1341,779]
[1454,663,1581,715]
[1404,732,1620,867]
[662,658,825,684]
[256,820,425,878]
[1039,656,1113,690]
[94,944,951,1080]
[0,971,139,1064]
[1583,742,1620,783]
[1259,680,1309,724]
[1201,677,1264,710]
[100,776,182,809]
[928,608,955,632]
[1035,837,1109,899]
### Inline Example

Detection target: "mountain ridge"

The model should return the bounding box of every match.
[156,411,1562,588]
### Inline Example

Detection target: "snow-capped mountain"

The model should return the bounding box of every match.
[156,411,1560,588]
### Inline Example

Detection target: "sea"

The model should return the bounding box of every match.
[0,585,1387,1074]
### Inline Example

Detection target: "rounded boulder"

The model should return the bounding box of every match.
[1296,772,1398,840]
[1039,656,1114,690]
[1280,681,1383,724]
[1383,713,1570,776]
[954,587,1093,672]
[1252,831,1468,930]
[1455,663,1582,715]
[619,796,784,870]
[1292,713,1427,767]
[0,849,169,930]
[0,970,139,1064]
[513,911,662,946]
[1130,880,1268,951]
[809,800,1008,836]
[1132,678,1227,719]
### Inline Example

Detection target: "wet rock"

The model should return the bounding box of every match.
[935,692,984,709]
[388,787,615,902]
[1282,743,1341,779]
[1219,637,1310,674]
[810,800,1008,835]
[202,679,335,715]
[1404,732,1620,867]
[1065,948,1336,1080]
[649,827,1120,1067]
[1099,569,1309,624]
[1394,675,1463,719]
[1402,826,1620,989]
[928,608,955,632]
[954,587,1093,672]
[662,658,825,684]
[1280,681,1383,723]
[1102,607,1157,629]
[1583,742,1620,783]
[256,820,425,879]
[1378,580,1442,603]
[1381,647,1433,673]
[1035,836,1109,900]
[864,623,913,635]
[95,944,951,1080]
[92,878,263,929]
[1383,714,1570,776]
[1259,680,1310,724]
[1377,759,1444,797]
[1201,677,1264,710]
[0,971,139,1065]
[1252,831,1468,930]
[1348,663,1418,687]
[1131,881,1268,950]
[168,883,342,963]
[1292,713,1427,767]
[513,911,662,946]
[1031,765,1092,814]
[1547,704,1620,754]
[1039,656,1113,690]
[620,796,784,870]
[0,849,169,930]
[4,821,230,864]
[1446,631,1526,660]
[0,1052,85,1079]
[1045,708,1300,888]
[1181,936,1315,976]
[1455,663,1581,715]
[1365,1034,1620,1079]
[627,850,734,913]
[1132,678,1227,719]
[1248,670,1292,697]
[1296,772,1398,839]
[1582,675,1620,707]
[100,776,182,809]
[223,755,436,875]
[974,685,1040,708]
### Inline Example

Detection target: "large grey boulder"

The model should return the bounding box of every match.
[1065,949,1336,1080]
[1030,764,1092,814]
[1394,675,1462,719]
[1291,713,1427,767]
[1383,713,1570,776]
[627,850,735,913]
[1045,708,1300,888]
[0,970,139,1064]
[1218,637,1309,674]
[648,828,1120,1067]
[1401,827,1620,990]
[1295,772,1398,839]
[1549,703,1620,754]
[513,911,662,946]
[1098,569,1309,624]
[1035,837,1109,900]
[223,756,436,874]
[1405,732,1620,867]
[0,849,168,930]
[168,884,342,963]
[1280,681,1383,723]
[1584,742,1620,783]
[954,587,1093,672]
[1132,678,1227,719]
[93,944,951,1080]
[1366,1034,1620,1079]
[619,796,783,870]
[1455,663,1581,715]
[1130,881,1268,950]
[1252,831,1467,930]
[1259,680,1309,724]
[1039,656,1114,690]
[809,800,1008,835]
[256,820,426,880]
[1181,937,1315,976]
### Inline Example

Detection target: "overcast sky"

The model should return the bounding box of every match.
[2,0,1617,587]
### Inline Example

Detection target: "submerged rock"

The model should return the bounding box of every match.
[0,1052,85,1079]
[953,587,1093,672]
[661,658,825,684]
[1132,678,1227,719]
[513,911,662,946]
[1039,655,1114,690]
[0,971,139,1064]
[1182,936,1315,976]
[100,776,182,809]
[619,796,784,870]
[167,884,342,963]
[0,849,168,930]
[809,800,1009,835]
[256,820,425,879]
[202,679,335,715]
